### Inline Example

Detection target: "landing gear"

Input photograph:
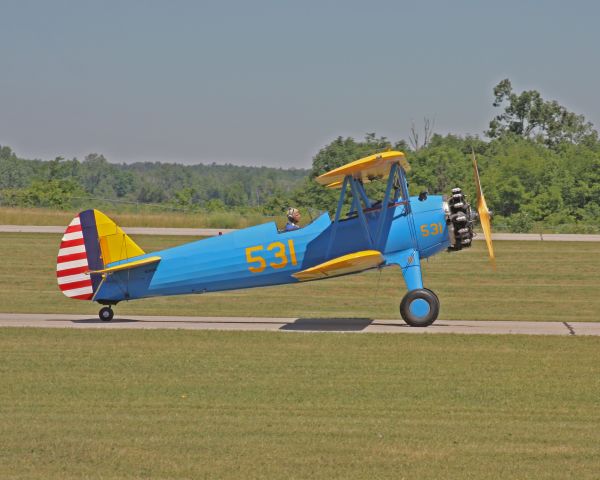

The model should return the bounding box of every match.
[99,306,114,322]
[400,288,440,327]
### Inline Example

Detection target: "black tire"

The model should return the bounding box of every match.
[422,288,439,304]
[400,288,440,327]
[99,306,114,322]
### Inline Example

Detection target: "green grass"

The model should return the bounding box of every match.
[0,206,279,229]
[1,233,599,321]
[0,328,599,479]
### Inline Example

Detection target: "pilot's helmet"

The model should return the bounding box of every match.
[287,207,299,221]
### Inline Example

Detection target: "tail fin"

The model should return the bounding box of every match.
[56,209,146,300]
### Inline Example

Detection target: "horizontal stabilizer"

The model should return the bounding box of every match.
[88,256,161,275]
[292,250,384,282]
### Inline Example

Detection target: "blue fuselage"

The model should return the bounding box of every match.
[95,195,450,303]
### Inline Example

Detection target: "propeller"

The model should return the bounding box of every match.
[471,150,496,268]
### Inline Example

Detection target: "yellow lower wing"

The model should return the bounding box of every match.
[292,250,384,282]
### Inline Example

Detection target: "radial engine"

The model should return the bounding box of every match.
[444,187,477,252]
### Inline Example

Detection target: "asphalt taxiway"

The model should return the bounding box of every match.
[1,313,599,336]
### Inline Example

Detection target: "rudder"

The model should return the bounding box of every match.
[56,210,146,300]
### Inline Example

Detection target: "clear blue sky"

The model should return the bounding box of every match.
[1,0,599,168]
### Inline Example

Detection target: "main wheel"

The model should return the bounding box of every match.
[400,288,440,327]
[422,288,439,304]
[99,306,114,322]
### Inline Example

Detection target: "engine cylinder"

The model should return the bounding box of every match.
[445,186,475,251]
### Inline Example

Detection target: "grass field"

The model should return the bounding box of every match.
[2,232,599,479]
[3,205,599,233]
[0,206,277,229]
[1,233,599,321]
[1,328,599,479]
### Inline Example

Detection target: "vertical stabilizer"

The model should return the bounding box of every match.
[56,209,146,300]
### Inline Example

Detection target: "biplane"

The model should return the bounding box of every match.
[56,151,494,327]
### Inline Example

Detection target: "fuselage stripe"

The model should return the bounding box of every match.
[56,265,89,277]
[70,292,94,300]
[61,231,84,242]
[60,238,86,249]
[62,285,94,297]
[56,258,89,271]
[57,252,88,263]
[65,224,83,234]
[57,214,94,301]
[59,279,93,291]
[57,273,91,285]
[58,245,87,257]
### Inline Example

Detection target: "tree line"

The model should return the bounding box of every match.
[284,79,600,233]
[1,79,599,232]
[0,149,308,214]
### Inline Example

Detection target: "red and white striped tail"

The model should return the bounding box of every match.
[56,215,94,300]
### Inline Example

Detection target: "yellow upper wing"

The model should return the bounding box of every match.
[315,151,409,188]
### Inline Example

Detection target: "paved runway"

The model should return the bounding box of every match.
[1,313,599,336]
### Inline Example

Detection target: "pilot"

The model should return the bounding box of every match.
[284,207,301,231]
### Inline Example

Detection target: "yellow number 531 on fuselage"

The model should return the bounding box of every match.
[246,239,298,273]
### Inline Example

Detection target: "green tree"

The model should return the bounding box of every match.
[137,182,167,203]
[261,187,291,215]
[21,179,85,208]
[486,79,598,148]
[0,145,16,160]
[205,198,225,212]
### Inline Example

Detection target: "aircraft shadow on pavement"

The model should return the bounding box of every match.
[280,318,374,332]
[71,318,139,324]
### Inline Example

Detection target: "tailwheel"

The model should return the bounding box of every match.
[99,306,114,322]
[400,288,440,327]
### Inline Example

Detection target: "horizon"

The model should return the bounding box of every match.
[2,0,599,168]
